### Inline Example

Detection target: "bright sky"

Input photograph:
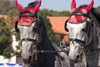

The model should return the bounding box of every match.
[17,0,100,12]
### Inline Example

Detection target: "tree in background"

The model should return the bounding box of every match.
[0,17,13,58]
[96,6,100,12]
[0,0,15,15]
[0,0,18,58]
[39,9,71,17]
[3,45,14,58]
[6,0,19,28]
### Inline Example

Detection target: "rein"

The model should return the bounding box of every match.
[34,47,69,60]
[20,38,69,61]
[35,50,69,53]
[84,48,100,52]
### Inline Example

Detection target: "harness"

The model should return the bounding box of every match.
[15,8,69,61]
[15,9,37,32]
[65,6,100,53]
[65,7,91,44]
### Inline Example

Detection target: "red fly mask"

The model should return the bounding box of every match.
[15,0,41,32]
[65,0,94,31]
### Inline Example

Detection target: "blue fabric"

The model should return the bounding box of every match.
[0,63,23,67]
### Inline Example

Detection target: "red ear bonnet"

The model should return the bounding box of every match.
[15,0,41,14]
[68,0,94,24]
[15,0,24,14]
[33,0,41,14]
[71,0,94,13]
[15,0,41,26]
[71,0,76,12]
[85,0,94,13]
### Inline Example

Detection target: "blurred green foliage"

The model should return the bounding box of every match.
[0,17,13,58]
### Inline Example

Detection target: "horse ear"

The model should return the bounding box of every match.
[71,0,76,10]
[33,0,41,14]
[15,0,24,14]
[85,0,94,13]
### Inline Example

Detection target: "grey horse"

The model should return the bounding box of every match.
[65,0,100,67]
[15,0,70,67]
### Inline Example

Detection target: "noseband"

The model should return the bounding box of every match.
[69,39,85,44]
[15,8,41,60]
[69,7,93,49]
[20,38,37,44]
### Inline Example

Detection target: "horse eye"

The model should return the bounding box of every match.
[33,27,37,31]
[82,28,86,31]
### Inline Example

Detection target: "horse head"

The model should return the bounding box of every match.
[65,0,94,63]
[15,0,43,64]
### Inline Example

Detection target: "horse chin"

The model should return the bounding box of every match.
[22,56,32,64]
[70,53,83,64]
[23,59,32,64]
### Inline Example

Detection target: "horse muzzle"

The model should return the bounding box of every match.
[22,55,32,64]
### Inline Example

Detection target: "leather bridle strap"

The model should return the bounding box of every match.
[19,14,37,17]
[19,8,37,17]
[71,12,89,17]
[20,38,36,44]
[69,38,85,44]
[20,38,38,61]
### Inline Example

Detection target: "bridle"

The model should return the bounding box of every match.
[65,6,94,52]
[15,8,69,61]
[15,8,40,60]
[15,9,38,32]
[65,6,100,54]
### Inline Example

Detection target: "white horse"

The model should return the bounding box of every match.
[65,0,100,67]
[15,0,70,67]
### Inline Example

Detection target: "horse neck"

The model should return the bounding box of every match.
[31,34,55,67]
[84,22,100,67]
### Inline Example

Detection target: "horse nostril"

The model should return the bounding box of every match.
[77,55,79,60]
[29,56,32,61]
[67,52,69,56]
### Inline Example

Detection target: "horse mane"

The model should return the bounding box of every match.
[39,14,48,37]
[27,1,48,37]
[80,5,100,25]
[91,8,100,24]
[28,1,39,8]
[81,5,100,49]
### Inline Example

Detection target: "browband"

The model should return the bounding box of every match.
[71,12,89,17]
[19,14,37,17]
